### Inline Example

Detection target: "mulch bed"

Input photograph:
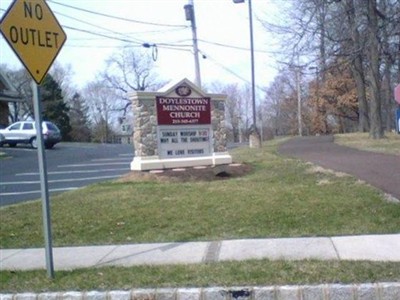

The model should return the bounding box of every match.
[118,163,252,183]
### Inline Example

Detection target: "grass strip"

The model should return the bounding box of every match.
[1,260,400,293]
[335,132,400,155]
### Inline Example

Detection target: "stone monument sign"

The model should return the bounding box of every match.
[130,78,232,171]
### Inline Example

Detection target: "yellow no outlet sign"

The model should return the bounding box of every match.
[0,0,67,84]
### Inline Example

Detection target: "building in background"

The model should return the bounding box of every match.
[0,70,23,127]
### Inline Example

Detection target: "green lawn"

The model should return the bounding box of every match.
[1,137,399,291]
[2,261,399,292]
[335,132,400,155]
[1,139,399,249]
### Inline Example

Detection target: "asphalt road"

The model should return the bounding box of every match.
[0,143,134,206]
[278,135,400,200]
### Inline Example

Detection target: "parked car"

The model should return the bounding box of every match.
[0,121,62,149]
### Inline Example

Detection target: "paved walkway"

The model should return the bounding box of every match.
[1,234,400,271]
[278,135,400,199]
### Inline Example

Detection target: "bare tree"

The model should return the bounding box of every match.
[82,80,118,143]
[100,47,166,118]
[214,83,242,143]
[261,0,340,134]
[1,66,33,121]
[342,0,369,132]
[262,68,308,136]
[209,82,252,143]
[379,0,399,131]
[261,0,399,136]
[49,62,76,102]
[367,0,384,139]
[263,70,292,136]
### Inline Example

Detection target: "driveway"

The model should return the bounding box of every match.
[278,135,400,200]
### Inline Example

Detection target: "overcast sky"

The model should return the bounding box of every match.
[0,0,283,90]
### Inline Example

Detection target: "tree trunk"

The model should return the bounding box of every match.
[317,1,328,133]
[344,0,369,132]
[352,61,370,132]
[367,0,384,139]
[380,0,395,131]
[382,58,394,131]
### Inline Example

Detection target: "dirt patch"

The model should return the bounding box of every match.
[118,163,252,183]
[306,164,350,178]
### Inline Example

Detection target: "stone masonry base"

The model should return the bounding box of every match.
[1,283,399,300]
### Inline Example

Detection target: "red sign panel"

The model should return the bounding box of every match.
[395,84,400,105]
[156,96,211,125]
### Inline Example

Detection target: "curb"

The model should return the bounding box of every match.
[1,283,399,300]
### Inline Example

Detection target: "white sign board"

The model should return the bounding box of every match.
[158,125,212,158]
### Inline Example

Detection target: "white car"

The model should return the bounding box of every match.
[0,121,62,149]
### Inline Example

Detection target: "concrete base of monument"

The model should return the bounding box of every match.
[130,153,233,171]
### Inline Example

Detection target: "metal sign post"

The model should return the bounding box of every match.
[32,80,54,279]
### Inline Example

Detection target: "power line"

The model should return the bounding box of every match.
[154,44,192,53]
[199,50,275,92]
[118,27,188,36]
[63,39,192,53]
[198,38,282,55]
[54,9,193,49]
[199,50,250,83]
[53,10,146,45]
[66,44,142,49]
[59,23,192,51]
[157,43,192,48]
[47,0,188,28]
[62,25,143,46]
[199,39,253,52]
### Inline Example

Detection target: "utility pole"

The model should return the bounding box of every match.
[296,67,302,136]
[294,51,303,137]
[248,0,257,136]
[233,0,260,148]
[184,0,201,88]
